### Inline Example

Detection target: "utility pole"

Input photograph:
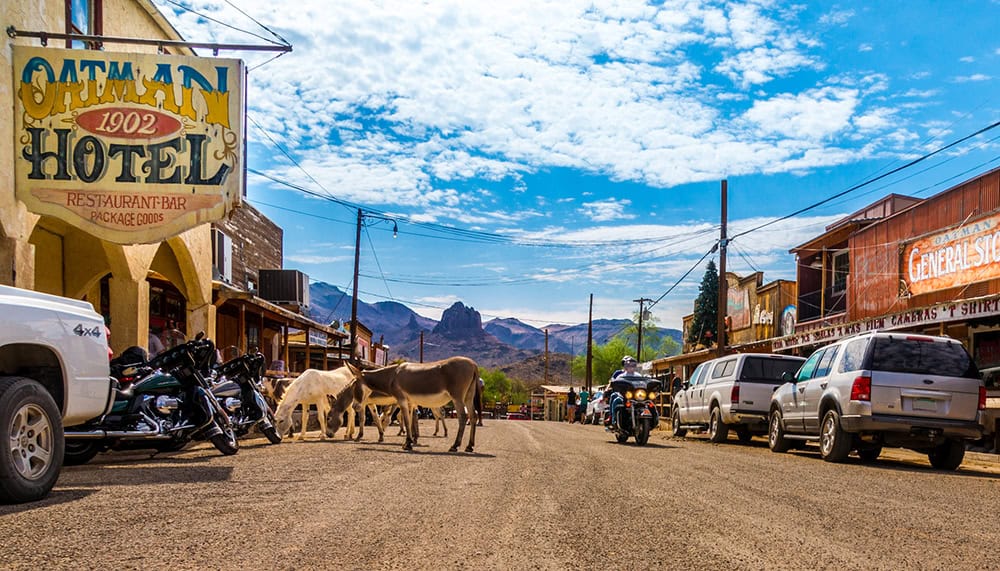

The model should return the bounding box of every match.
[633,297,652,360]
[419,331,424,363]
[350,208,362,365]
[717,180,728,358]
[585,294,593,392]
[349,208,398,366]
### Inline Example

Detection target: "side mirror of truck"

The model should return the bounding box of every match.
[782,371,795,383]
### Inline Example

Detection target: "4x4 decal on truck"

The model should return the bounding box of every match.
[73,324,103,337]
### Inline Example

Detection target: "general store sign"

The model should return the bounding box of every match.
[772,293,1000,351]
[13,46,244,244]
[902,211,1000,296]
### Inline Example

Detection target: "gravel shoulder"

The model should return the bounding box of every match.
[2,421,998,570]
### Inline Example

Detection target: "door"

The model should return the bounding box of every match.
[696,358,735,423]
[677,362,706,423]
[800,345,840,433]
[783,348,824,433]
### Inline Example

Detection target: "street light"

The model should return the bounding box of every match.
[350,208,398,364]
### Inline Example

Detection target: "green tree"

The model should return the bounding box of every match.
[618,309,664,361]
[571,336,633,385]
[480,368,529,404]
[687,259,719,347]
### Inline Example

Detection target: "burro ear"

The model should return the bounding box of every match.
[346,362,363,377]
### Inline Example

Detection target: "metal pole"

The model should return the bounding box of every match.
[350,209,362,365]
[717,180,728,358]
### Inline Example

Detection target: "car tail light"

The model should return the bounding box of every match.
[980,386,988,411]
[850,374,871,401]
[905,335,933,342]
[731,385,740,404]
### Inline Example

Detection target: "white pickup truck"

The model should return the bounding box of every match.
[0,285,113,503]
[671,353,806,443]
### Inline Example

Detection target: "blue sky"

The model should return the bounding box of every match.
[156,0,1000,329]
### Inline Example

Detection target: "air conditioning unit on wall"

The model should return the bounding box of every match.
[258,269,309,311]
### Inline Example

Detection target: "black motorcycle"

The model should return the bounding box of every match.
[211,352,282,444]
[62,336,239,465]
[606,376,662,446]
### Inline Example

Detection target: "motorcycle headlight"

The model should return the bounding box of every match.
[635,389,647,400]
[625,391,634,399]
[648,391,658,399]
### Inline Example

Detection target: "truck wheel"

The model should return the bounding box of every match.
[0,377,65,504]
[671,408,687,438]
[735,426,752,444]
[63,441,101,466]
[928,439,965,471]
[768,410,792,453]
[708,407,729,443]
[819,409,851,462]
[857,446,882,463]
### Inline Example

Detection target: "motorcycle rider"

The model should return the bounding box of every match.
[605,356,638,428]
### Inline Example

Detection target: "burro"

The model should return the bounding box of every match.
[20,127,231,186]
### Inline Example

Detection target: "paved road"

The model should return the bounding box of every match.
[2,420,998,570]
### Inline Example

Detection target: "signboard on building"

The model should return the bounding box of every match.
[772,293,1000,351]
[308,330,328,347]
[727,287,751,330]
[13,47,245,244]
[902,212,1000,296]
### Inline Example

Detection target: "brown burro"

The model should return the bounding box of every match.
[347,357,480,452]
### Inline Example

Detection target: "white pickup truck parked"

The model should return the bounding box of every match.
[0,285,113,503]
[671,353,806,443]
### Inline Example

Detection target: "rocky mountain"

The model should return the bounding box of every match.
[308,282,435,346]
[307,281,681,369]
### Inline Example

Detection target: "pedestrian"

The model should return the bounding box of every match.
[578,386,589,424]
[566,387,577,423]
[148,325,165,357]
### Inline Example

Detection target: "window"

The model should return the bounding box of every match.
[838,339,869,373]
[66,0,103,49]
[712,359,736,379]
[814,346,840,377]
[832,250,849,293]
[871,337,979,379]
[796,349,824,381]
[740,357,806,385]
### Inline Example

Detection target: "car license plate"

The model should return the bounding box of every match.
[913,397,937,412]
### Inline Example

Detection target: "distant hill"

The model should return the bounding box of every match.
[308,281,681,367]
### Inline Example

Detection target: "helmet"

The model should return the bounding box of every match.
[622,355,637,365]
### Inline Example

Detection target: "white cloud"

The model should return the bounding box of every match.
[579,198,636,222]
[742,87,859,140]
[858,44,873,52]
[953,74,991,82]
[286,254,350,264]
[959,56,975,63]
[819,9,855,26]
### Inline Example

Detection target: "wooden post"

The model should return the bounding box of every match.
[238,303,246,354]
[282,325,289,372]
[717,179,728,358]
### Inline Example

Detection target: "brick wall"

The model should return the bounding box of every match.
[213,204,282,290]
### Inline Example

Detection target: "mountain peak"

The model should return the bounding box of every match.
[432,302,485,339]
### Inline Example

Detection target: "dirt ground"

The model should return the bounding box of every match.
[2,420,998,570]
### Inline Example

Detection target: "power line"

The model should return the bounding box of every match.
[730,119,1000,241]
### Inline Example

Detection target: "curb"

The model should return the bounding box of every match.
[966,451,1000,465]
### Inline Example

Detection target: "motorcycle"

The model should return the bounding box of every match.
[62,335,240,465]
[210,351,282,444]
[605,375,662,446]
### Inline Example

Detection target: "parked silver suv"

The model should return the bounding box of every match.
[768,332,986,469]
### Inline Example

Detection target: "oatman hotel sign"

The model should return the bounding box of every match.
[14,47,244,244]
